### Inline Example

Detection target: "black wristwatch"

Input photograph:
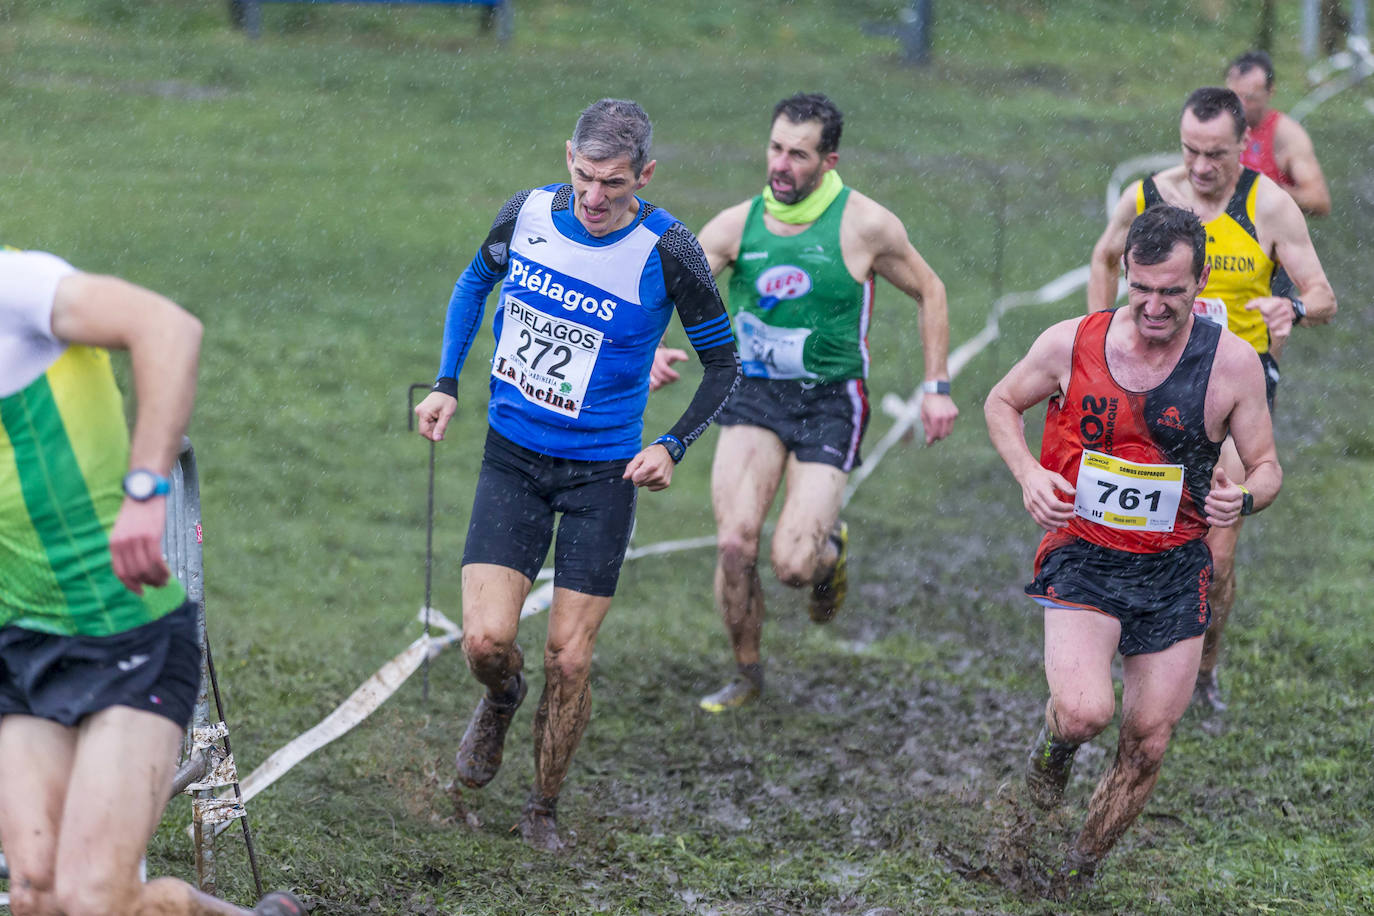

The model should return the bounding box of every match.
[1289,297,1306,325]
[122,469,171,502]
[653,434,685,464]
[1237,483,1254,517]
[921,380,952,396]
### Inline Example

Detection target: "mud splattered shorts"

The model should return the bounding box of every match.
[462,428,637,597]
[1025,537,1212,656]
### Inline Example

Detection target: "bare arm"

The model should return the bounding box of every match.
[984,319,1080,530]
[50,273,202,594]
[696,201,749,277]
[1086,184,1139,312]
[1204,335,1282,526]
[51,274,201,475]
[864,200,958,444]
[1244,180,1337,356]
[1276,117,1331,218]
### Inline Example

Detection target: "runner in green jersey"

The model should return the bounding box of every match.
[0,250,299,916]
[662,93,959,712]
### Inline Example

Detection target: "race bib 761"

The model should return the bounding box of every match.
[1073,449,1184,532]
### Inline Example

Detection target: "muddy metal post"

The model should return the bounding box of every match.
[408,384,438,704]
[164,438,263,900]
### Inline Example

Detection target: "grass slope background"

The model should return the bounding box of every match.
[2,1,1372,912]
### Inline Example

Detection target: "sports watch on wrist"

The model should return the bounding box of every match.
[122,469,171,502]
[1289,297,1306,325]
[653,434,685,464]
[1236,483,1254,517]
[921,379,951,396]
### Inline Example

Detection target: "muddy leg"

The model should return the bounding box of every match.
[521,587,611,850]
[707,426,786,707]
[1071,636,1200,863]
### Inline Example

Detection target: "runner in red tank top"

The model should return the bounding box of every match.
[985,206,1281,899]
[1226,50,1331,216]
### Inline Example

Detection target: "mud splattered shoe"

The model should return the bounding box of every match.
[455,673,527,789]
[253,890,305,915]
[698,663,763,713]
[1026,725,1078,810]
[1045,849,1097,901]
[1192,668,1227,713]
[808,520,849,624]
[518,794,566,852]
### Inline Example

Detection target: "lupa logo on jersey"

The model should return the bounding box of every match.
[508,255,622,321]
[754,264,812,310]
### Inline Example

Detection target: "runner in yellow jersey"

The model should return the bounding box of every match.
[0,249,301,916]
[1087,87,1336,714]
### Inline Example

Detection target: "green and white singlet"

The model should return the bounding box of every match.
[728,189,873,382]
[1,250,186,637]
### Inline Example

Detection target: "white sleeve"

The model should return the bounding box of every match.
[0,250,78,342]
[0,251,79,398]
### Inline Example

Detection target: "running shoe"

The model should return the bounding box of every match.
[698,665,763,713]
[808,520,849,624]
[253,891,305,915]
[1046,850,1098,900]
[1025,725,1077,810]
[1192,668,1227,713]
[518,794,565,852]
[455,673,527,789]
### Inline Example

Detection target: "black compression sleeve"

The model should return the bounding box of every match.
[657,224,741,449]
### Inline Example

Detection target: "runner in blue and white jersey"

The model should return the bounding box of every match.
[414,99,739,851]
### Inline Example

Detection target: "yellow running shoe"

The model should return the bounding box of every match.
[699,665,763,713]
[809,520,848,623]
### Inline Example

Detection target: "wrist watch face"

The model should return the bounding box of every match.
[655,436,685,462]
[1290,298,1306,321]
[123,470,165,501]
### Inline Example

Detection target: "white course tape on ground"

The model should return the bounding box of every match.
[227,61,1373,812]
[230,608,460,807]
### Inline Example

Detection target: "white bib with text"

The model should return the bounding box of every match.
[1192,296,1228,328]
[736,312,815,380]
[491,295,602,419]
[1074,449,1185,532]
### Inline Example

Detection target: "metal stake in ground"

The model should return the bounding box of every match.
[408,383,439,704]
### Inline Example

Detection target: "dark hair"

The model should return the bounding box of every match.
[1125,205,1207,281]
[571,99,653,175]
[1182,87,1247,140]
[1227,49,1275,89]
[772,93,844,155]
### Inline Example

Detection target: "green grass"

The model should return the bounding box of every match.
[4,1,1374,912]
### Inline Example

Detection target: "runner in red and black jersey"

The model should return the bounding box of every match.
[985,206,1281,898]
[1226,50,1331,218]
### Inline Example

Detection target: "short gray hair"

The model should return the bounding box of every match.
[570,99,653,175]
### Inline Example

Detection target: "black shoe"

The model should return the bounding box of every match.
[809,520,849,624]
[518,794,566,852]
[253,891,305,915]
[1026,725,1078,810]
[455,673,527,789]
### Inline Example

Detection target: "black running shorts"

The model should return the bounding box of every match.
[0,600,202,729]
[717,376,870,472]
[1025,538,1212,657]
[462,428,637,597]
[1259,351,1279,410]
